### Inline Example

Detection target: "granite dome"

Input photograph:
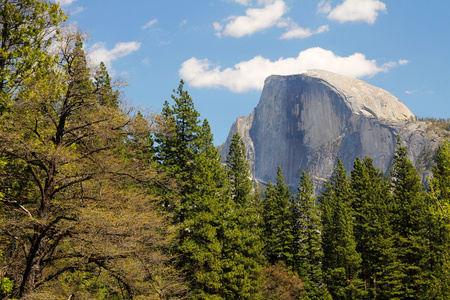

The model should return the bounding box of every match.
[221,70,441,192]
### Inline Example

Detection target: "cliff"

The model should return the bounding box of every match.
[220,70,443,192]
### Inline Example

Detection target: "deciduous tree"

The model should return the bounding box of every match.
[0,0,66,98]
[0,30,182,299]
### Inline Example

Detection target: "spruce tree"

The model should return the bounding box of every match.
[262,166,294,266]
[221,133,264,299]
[320,159,364,299]
[390,136,429,298]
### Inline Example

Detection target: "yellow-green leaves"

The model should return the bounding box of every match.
[0,0,66,95]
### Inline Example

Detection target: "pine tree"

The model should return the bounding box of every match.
[221,133,264,299]
[426,139,450,298]
[320,159,364,299]
[350,157,401,299]
[390,136,429,298]
[155,80,201,223]
[155,84,229,298]
[292,170,327,300]
[178,119,229,298]
[94,61,120,107]
[262,166,294,266]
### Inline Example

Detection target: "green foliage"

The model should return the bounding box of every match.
[222,133,264,299]
[262,167,294,266]
[226,133,253,206]
[0,250,13,298]
[426,139,450,298]
[0,0,67,99]
[94,62,120,107]
[0,30,182,299]
[291,171,325,299]
[156,83,257,299]
[350,157,401,299]
[155,80,202,220]
[320,159,364,299]
[390,136,429,298]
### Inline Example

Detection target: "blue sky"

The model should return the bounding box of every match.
[56,0,450,145]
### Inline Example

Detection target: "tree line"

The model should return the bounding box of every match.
[1,1,450,299]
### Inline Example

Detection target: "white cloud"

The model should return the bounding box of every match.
[213,22,223,31]
[257,0,277,4]
[87,41,141,71]
[142,19,158,30]
[232,0,251,5]
[405,90,417,95]
[179,47,400,93]
[56,0,77,6]
[379,59,409,70]
[382,61,397,69]
[317,0,332,14]
[280,24,329,39]
[322,0,387,24]
[215,0,288,38]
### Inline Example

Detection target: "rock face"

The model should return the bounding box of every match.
[220,70,442,193]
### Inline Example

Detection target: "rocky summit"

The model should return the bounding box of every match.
[221,69,443,193]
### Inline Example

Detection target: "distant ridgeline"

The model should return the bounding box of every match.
[416,116,450,137]
[221,70,447,193]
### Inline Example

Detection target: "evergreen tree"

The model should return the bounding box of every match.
[94,61,120,107]
[350,157,401,299]
[221,133,264,299]
[320,159,364,299]
[262,166,294,266]
[155,83,268,299]
[155,80,201,223]
[177,119,229,298]
[426,139,450,298]
[292,171,327,300]
[155,84,227,298]
[390,136,429,298]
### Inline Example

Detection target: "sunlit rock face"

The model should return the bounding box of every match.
[221,70,441,193]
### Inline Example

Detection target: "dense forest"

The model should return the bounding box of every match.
[1,1,450,299]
